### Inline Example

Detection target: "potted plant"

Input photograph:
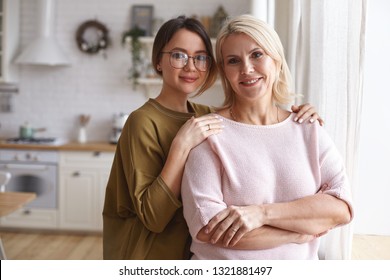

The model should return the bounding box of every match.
[122,26,146,88]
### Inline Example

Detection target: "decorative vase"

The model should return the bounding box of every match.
[78,127,87,143]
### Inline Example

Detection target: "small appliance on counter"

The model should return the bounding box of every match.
[110,113,128,144]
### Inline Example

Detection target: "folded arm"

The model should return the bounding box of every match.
[262,193,351,235]
[197,224,316,249]
[203,192,351,247]
[201,133,353,248]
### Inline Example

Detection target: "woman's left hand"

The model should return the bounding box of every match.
[291,103,324,126]
[204,205,265,247]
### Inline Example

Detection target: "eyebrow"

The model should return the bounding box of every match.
[225,47,264,57]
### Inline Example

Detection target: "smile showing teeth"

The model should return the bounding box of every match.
[241,78,259,85]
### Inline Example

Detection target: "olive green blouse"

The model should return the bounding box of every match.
[102,98,212,259]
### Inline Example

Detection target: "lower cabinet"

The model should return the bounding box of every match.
[0,208,58,229]
[58,151,113,232]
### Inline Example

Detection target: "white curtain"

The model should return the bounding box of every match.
[286,0,367,259]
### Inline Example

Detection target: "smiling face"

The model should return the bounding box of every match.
[158,28,209,98]
[221,33,277,105]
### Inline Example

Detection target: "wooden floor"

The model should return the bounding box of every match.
[0,231,389,260]
[0,231,103,260]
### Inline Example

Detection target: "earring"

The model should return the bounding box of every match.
[157,65,162,71]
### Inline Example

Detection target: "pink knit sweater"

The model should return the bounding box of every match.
[181,113,353,260]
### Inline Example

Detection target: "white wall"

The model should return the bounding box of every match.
[0,0,250,142]
[353,0,390,235]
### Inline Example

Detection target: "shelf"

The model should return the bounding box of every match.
[138,77,162,85]
[138,37,155,44]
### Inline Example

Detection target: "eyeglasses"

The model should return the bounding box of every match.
[161,51,211,72]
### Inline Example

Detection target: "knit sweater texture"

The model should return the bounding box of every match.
[182,113,353,260]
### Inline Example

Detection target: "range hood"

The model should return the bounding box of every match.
[14,0,70,66]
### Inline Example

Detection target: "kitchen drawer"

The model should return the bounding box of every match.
[0,208,58,229]
[59,151,114,167]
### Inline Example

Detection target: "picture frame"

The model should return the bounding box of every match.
[131,5,154,36]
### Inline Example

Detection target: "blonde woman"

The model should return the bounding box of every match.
[181,15,353,259]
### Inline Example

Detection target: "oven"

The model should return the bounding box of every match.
[0,149,58,209]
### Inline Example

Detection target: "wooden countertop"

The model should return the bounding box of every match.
[59,142,117,152]
[0,192,36,217]
[0,141,117,152]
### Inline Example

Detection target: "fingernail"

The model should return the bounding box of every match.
[298,119,303,123]
[310,118,314,123]
[294,117,298,122]
[205,228,209,234]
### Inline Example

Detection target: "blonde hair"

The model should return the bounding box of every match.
[215,14,294,108]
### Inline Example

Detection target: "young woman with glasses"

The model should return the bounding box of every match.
[102,15,323,260]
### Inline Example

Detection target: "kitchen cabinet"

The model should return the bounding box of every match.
[0,208,58,229]
[58,151,113,231]
[0,0,20,82]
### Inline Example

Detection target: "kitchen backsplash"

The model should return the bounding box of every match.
[0,0,250,142]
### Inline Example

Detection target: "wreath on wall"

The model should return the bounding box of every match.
[76,20,110,55]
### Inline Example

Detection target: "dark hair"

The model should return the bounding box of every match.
[152,16,218,96]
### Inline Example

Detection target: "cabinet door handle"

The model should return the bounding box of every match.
[72,171,81,177]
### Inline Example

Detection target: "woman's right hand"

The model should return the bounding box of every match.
[203,205,266,247]
[161,114,224,198]
[174,114,224,151]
